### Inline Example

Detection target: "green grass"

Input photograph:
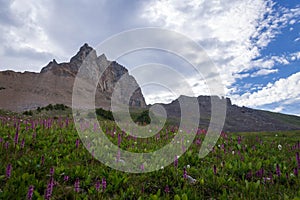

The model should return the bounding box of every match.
[0,115,300,199]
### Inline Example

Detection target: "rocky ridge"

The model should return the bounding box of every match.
[0,44,146,111]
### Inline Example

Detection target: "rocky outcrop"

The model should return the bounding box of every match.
[0,44,146,111]
[157,95,300,132]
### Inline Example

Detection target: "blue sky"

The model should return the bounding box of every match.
[0,0,299,116]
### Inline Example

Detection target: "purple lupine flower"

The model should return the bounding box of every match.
[102,178,107,192]
[237,136,241,144]
[213,165,217,175]
[140,164,145,171]
[116,149,121,162]
[240,156,244,162]
[164,185,170,193]
[246,170,252,180]
[65,118,69,127]
[286,172,289,180]
[256,136,259,142]
[31,121,35,130]
[294,168,298,177]
[27,185,34,200]
[44,177,54,200]
[276,164,281,177]
[41,155,45,166]
[95,180,100,192]
[64,175,69,182]
[0,137,3,143]
[14,129,19,145]
[118,133,121,147]
[5,141,9,150]
[269,172,273,184]
[296,152,300,168]
[6,164,12,178]
[141,186,145,193]
[221,144,225,149]
[50,167,54,176]
[257,168,264,178]
[21,138,25,148]
[74,178,80,192]
[93,122,98,132]
[174,155,178,168]
[32,132,36,140]
[183,167,187,179]
[75,139,80,148]
[156,133,160,140]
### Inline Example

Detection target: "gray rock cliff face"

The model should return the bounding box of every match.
[157,95,300,132]
[0,43,146,111]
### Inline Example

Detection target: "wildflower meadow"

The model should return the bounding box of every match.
[0,114,300,199]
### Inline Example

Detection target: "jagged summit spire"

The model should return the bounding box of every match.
[70,43,96,64]
[41,43,101,74]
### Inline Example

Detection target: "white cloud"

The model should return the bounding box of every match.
[0,0,66,71]
[241,54,290,77]
[232,72,300,107]
[140,0,300,115]
[0,0,149,71]
[250,68,278,77]
[289,19,297,25]
[274,106,284,112]
[141,0,300,89]
[290,52,300,61]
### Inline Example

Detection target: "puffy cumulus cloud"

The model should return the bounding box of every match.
[231,72,300,107]
[141,0,300,86]
[290,52,300,61]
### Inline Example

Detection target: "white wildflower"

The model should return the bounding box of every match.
[278,144,282,150]
[118,159,125,164]
[186,175,197,184]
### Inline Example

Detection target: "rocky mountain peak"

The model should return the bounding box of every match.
[40,43,98,76]
[40,59,59,73]
[1,43,147,111]
[70,43,96,64]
